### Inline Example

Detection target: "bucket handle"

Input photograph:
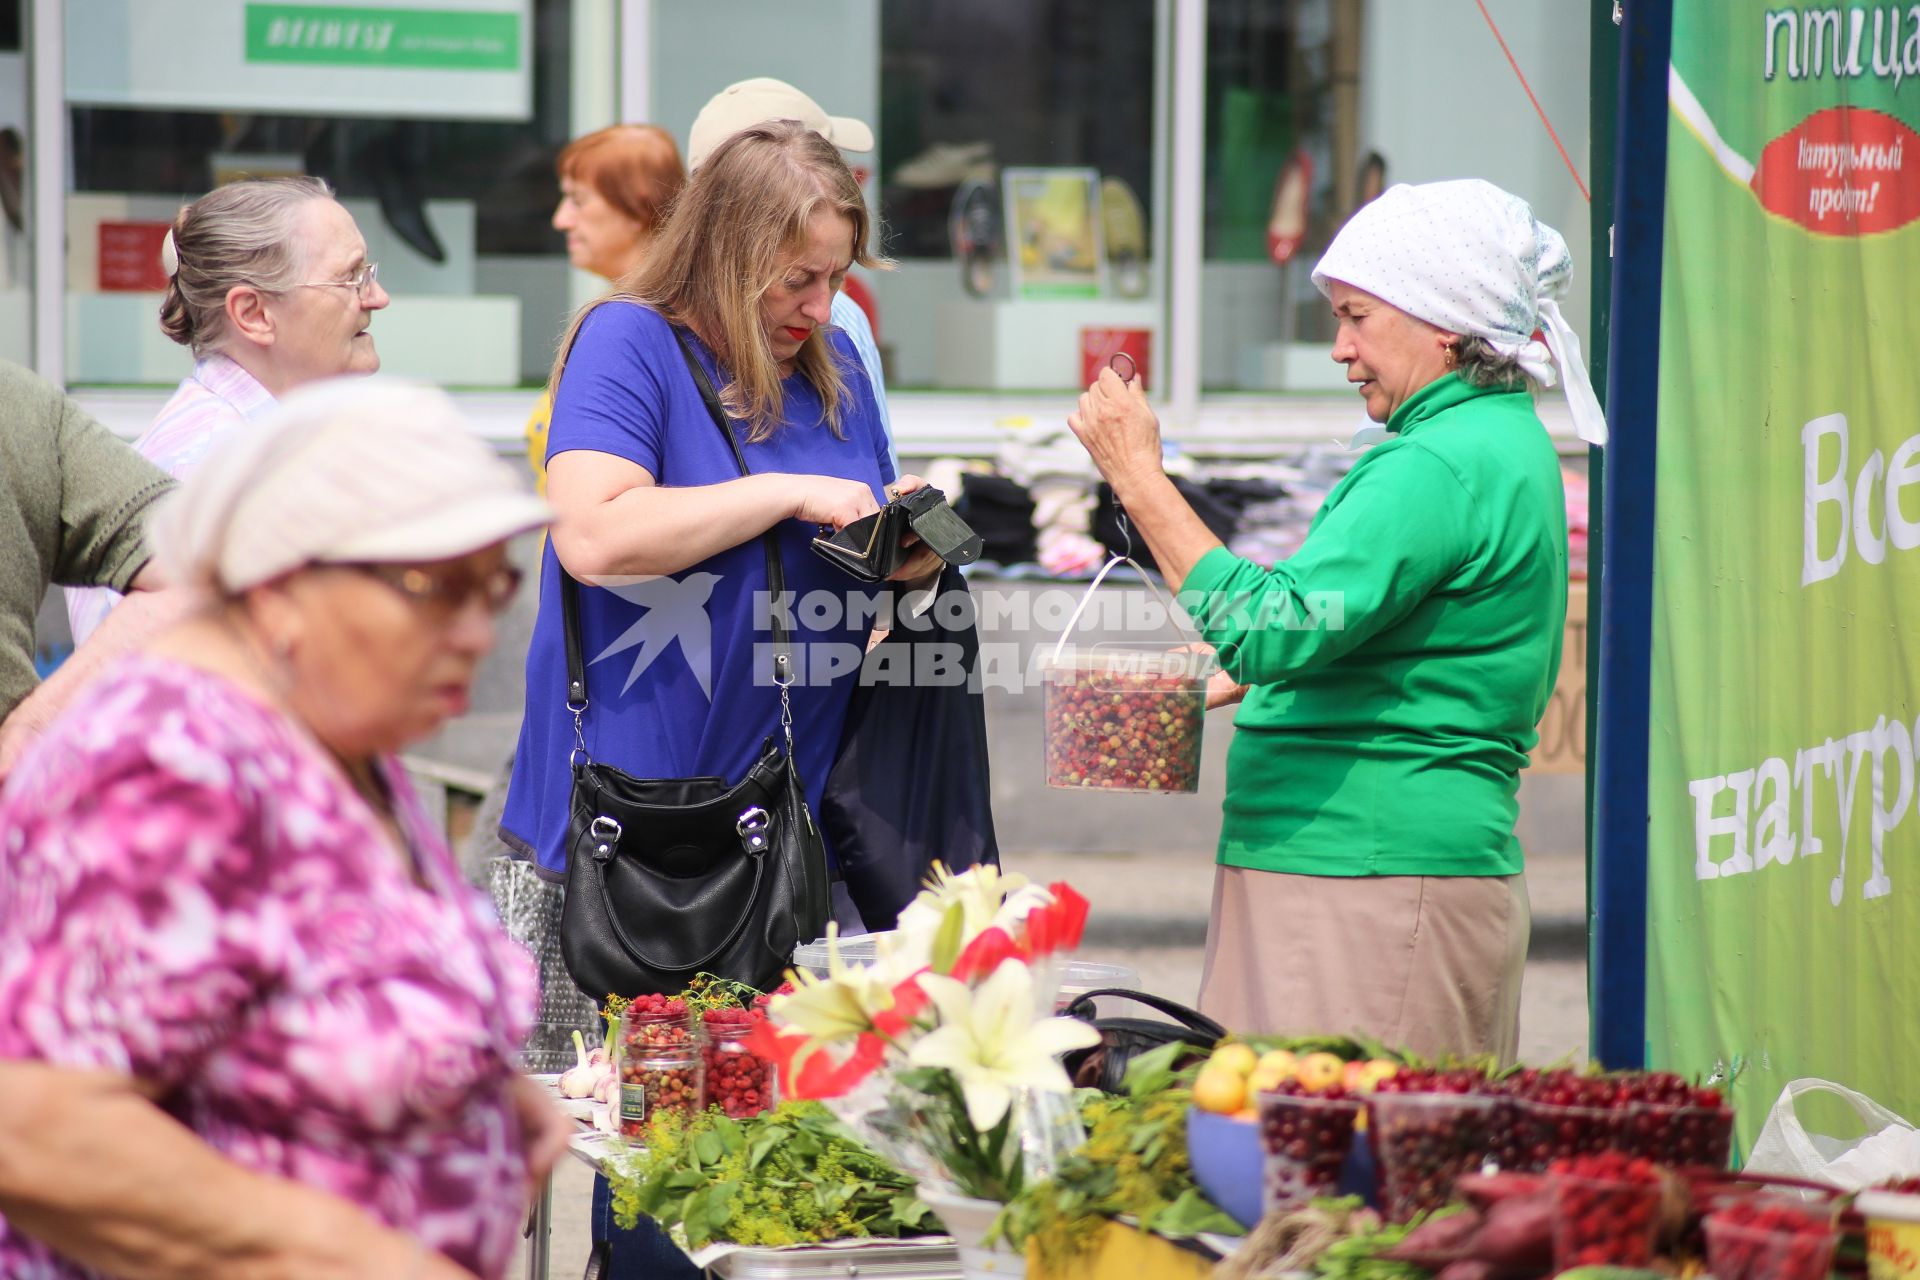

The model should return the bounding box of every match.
[1048,553,1205,668]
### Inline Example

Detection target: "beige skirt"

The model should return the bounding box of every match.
[1196,866,1531,1063]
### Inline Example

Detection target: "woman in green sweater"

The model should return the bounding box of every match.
[1065,179,1606,1061]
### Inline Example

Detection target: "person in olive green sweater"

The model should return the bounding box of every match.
[1065,180,1606,1061]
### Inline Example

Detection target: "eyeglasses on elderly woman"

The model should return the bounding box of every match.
[297,261,381,300]
[346,560,524,621]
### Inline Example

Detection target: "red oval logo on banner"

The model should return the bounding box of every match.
[1751,106,1920,235]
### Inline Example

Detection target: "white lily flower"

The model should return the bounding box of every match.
[907,959,1101,1131]
[772,925,907,1049]
[894,864,1055,972]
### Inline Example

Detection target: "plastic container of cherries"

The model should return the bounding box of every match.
[1259,1084,1363,1214]
[1368,1092,1497,1223]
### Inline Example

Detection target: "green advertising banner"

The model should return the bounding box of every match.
[1651,1,1920,1148]
[66,0,533,122]
[245,5,521,70]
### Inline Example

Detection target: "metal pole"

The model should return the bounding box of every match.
[1168,0,1204,423]
[1591,0,1673,1071]
[524,1172,553,1280]
[1585,0,1622,1047]
[617,0,651,125]
[27,0,64,383]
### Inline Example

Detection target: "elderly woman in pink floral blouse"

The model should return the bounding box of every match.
[0,379,567,1280]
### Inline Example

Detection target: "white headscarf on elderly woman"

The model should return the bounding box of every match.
[1311,178,1608,448]
[149,378,550,595]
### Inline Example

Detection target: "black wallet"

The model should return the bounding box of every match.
[810,486,985,583]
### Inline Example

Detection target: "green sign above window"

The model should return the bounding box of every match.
[244,5,520,70]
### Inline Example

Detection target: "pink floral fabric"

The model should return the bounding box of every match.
[0,657,537,1279]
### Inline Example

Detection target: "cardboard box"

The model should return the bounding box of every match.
[1528,580,1588,775]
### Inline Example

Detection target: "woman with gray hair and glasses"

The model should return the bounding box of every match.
[67,175,391,644]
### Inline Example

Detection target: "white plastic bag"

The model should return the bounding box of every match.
[1745,1078,1917,1188]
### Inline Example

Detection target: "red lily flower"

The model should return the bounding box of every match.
[1024,883,1090,957]
[746,1020,889,1099]
[950,925,1023,982]
[871,972,931,1038]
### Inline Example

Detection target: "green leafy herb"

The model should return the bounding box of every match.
[1314,1204,1466,1280]
[992,1083,1242,1271]
[681,972,764,1017]
[608,1101,933,1249]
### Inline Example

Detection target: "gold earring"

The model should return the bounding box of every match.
[1445,344,1458,369]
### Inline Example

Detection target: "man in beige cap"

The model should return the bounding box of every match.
[686,75,875,170]
[687,77,898,473]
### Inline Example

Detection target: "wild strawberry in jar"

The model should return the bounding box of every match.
[701,1008,774,1119]
[613,996,700,1140]
[616,1041,703,1141]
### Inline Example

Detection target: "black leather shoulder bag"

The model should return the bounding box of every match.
[557,329,832,999]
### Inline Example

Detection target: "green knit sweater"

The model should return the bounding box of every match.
[0,362,170,716]
[1180,374,1568,877]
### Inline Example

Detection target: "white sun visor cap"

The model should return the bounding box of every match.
[687,77,876,171]
[151,376,551,596]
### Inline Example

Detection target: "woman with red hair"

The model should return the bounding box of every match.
[552,124,684,283]
[529,125,686,489]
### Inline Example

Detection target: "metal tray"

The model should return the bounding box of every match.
[707,1238,962,1278]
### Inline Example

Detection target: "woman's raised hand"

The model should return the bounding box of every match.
[1067,367,1163,495]
[789,474,883,529]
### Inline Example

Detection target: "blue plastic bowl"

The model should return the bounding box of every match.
[1185,1106,1264,1229]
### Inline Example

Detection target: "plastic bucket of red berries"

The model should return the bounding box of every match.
[1041,650,1207,793]
[1546,1151,1665,1270]
[1704,1195,1840,1280]
[1367,1091,1498,1223]
[1040,558,1210,794]
[1258,1082,1363,1214]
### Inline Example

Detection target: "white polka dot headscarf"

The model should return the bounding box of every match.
[1311,179,1608,447]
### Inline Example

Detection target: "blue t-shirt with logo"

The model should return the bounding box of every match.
[502,301,895,875]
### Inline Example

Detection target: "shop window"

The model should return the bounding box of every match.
[1201,0,1355,394]
[873,0,1159,393]
[62,0,584,388]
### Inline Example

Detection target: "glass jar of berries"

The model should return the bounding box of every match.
[701,1008,775,1119]
[615,1040,704,1140]
[613,995,700,1140]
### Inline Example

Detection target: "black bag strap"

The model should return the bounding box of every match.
[560,324,794,736]
[1064,988,1227,1041]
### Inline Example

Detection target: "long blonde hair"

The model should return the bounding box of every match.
[548,120,880,441]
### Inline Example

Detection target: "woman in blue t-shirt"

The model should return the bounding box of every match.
[502,119,939,1280]
[502,119,936,902]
